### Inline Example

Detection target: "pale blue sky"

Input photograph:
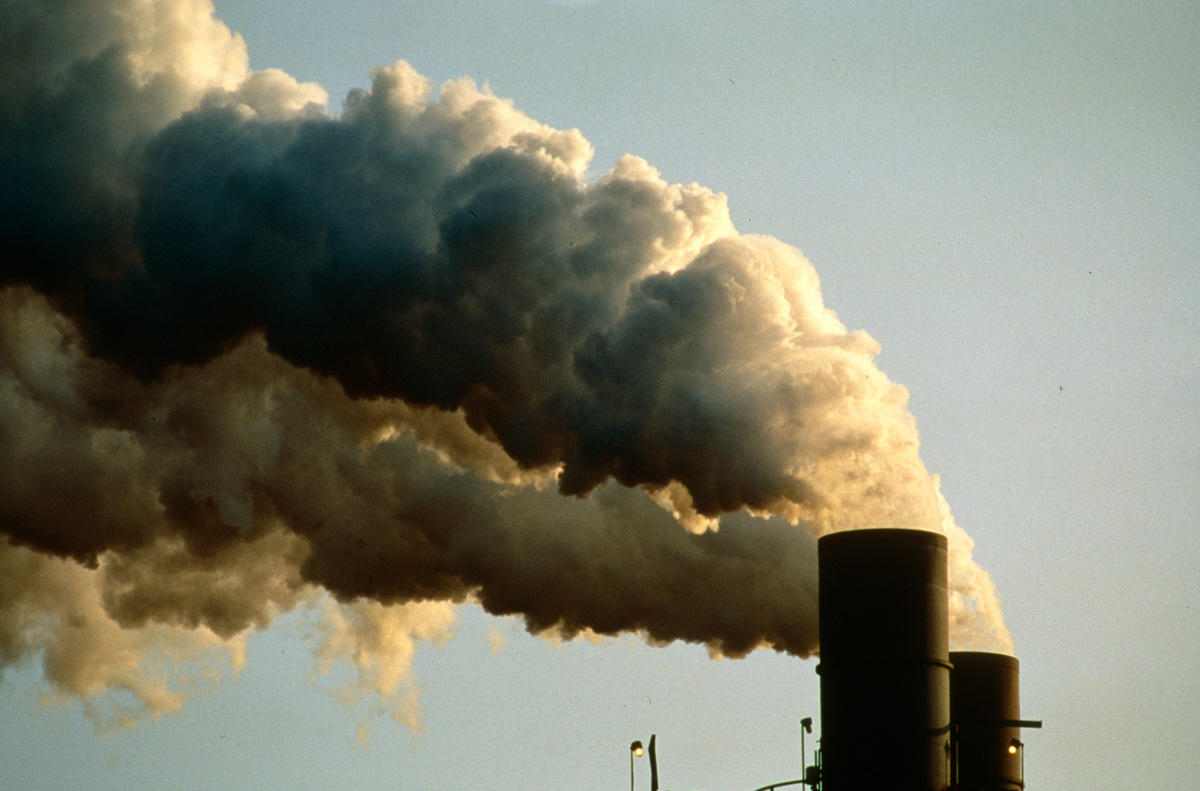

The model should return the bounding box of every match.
[3,1,1198,789]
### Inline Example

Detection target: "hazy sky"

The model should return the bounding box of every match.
[1,1,1197,790]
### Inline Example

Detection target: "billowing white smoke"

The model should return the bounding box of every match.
[0,0,1011,727]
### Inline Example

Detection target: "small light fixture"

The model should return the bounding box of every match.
[1008,738,1022,755]
[630,740,645,791]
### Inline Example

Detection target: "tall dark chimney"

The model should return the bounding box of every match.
[817,528,951,791]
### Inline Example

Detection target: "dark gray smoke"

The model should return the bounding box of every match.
[0,0,1010,725]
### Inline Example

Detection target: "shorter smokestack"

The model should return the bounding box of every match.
[950,651,1039,791]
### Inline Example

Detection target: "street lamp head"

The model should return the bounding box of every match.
[631,741,644,756]
[1008,739,1022,755]
[801,717,813,734]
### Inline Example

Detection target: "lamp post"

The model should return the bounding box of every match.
[630,740,644,791]
[800,717,813,783]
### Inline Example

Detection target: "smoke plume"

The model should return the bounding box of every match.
[0,0,1011,724]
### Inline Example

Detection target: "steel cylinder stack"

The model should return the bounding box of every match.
[816,528,1033,791]
[949,652,1025,791]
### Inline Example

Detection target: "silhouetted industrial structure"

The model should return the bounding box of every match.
[811,528,1039,791]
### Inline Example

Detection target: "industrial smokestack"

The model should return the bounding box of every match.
[950,651,1037,791]
[817,528,951,791]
